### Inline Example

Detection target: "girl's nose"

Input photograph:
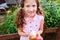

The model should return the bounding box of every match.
[29,7,33,12]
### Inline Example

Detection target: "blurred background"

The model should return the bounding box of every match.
[0,0,60,40]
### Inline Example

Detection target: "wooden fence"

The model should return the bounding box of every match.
[0,27,58,40]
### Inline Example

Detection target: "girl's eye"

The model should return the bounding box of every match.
[32,5,36,7]
[26,5,30,7]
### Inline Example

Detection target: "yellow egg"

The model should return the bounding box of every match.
[29,31,36,40]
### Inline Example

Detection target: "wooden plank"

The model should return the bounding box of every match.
[56,22,60,40]
[45,27,57,33]
[0,27,57,40]
[0,33,20,40]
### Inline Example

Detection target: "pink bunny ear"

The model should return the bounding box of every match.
[36,35,43,40]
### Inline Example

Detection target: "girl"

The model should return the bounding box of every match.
[15,0,44,40]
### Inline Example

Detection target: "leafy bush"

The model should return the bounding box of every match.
[40,0,60,28]
[6,5,19,34]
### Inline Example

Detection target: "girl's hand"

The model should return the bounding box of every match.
[37,30,43,35]
[29,31,36,39]
[37,31,40,36]
[29,34,36,40]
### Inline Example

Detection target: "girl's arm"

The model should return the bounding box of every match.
[17,28,28,37]
[37,17,44,35]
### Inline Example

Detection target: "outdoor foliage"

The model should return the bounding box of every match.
[40,0,60,28]
[5,5,19,34]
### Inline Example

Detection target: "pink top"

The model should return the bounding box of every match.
[20,14,44,40]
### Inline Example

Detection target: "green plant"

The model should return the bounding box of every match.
[6,5,19,34]
[40,0,60,28]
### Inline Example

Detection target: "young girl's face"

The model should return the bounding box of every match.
[23,0,37,17]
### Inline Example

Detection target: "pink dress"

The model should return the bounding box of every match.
[20,14,44,40]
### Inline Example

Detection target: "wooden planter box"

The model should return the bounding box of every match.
[44,27,57,40]
[0,33,20,40]
[0,27,58,40]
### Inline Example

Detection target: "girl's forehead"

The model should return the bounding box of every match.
[24,0,36,4]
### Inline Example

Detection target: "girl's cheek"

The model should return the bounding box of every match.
[34,8,37,11]
[24,8,29,11]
